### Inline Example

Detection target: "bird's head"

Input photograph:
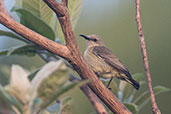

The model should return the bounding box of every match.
[80,34,105,47]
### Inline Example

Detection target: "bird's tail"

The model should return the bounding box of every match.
[125,78,140,90]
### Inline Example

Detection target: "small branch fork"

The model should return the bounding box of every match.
[135,0,161,114]
[0,0,131,114]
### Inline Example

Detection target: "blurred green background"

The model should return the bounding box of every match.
[0,0,170,114]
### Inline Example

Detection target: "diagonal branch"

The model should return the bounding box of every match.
[0,0,131,113]
[43,0,131,114]
[0,12,70,59]
[0,1,107,113]
[135,0,161,114]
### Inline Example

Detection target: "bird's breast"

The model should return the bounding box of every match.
[84,47,111,75]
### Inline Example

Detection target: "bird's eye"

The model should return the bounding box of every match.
[92,38,97,42]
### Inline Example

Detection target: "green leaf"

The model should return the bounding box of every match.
[0,50,8,56]
[0,85,23,113]
[69,0,83,29]
[119,81,135,101]
[60,103,72,114]
[14,8,55,41]
[30,60,64,104]
[22,0,54,27]
[12,0,22,9]
[0,30,29,43]
[124,103,138,114]
[60,96,72,114]
[0,65,10,86]
[54,0,83,42]
[0,44,42,56]
[39,80,88,111]
[132,73,144,82]
[119,73,145,102]
[61,96,72,106]
[134,86,171,109]
[28,68,41,81]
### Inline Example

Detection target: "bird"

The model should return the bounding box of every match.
[80,34,140,90]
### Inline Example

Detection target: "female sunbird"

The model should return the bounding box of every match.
[80,34,140,90]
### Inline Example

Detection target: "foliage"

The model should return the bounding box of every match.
[105,73,170,114]
[0,0,170,114]
[0,0,83,114]
[0,60,87,114]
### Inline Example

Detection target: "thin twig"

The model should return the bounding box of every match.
[135,0,161,114]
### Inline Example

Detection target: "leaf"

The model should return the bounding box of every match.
[0,65,10,86]
[22,0,54,27]
[54,0,83,42]
[132,73,144,82]
[0,44,42,56]
[60,104,72,114]
[0,84,23,113]
[60,97,72,114]
[46,101,61,114]
[68,0,83,29]
[124,103,138,114]
[30,60,63,105]
[0,30,30,43]
[28,68,41,81]
[13,0,22,9]
[37,63,69,102]
[46,97,72,114]
[119,73,145,101]
[14,8,55,41]
[119,81,134,101]
[39,81,85,111]
[61,96,72,106]
[6,65,30,104]
[134,86,171,109]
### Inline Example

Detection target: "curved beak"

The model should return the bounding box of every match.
[80,34,91,40]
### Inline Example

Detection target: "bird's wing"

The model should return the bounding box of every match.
[93,46,131,77]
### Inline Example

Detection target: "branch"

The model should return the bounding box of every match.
[69,74,108,114]
[0,0,11,17]
[0,1,106,113]
[43,0,65,17]
[135,0,161,114]
[43,1,131,114]
[38,51,108,114]
[0,12,70,59]
[62,0,68,7]
[0,0,131,113]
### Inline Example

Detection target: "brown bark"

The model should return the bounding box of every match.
[135,0,161,114]
[0,13,70,59]
[0,0,11,17]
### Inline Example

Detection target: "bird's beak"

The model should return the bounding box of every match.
[80,34,91,40]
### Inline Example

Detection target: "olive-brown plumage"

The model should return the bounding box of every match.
[80,34,140,90]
